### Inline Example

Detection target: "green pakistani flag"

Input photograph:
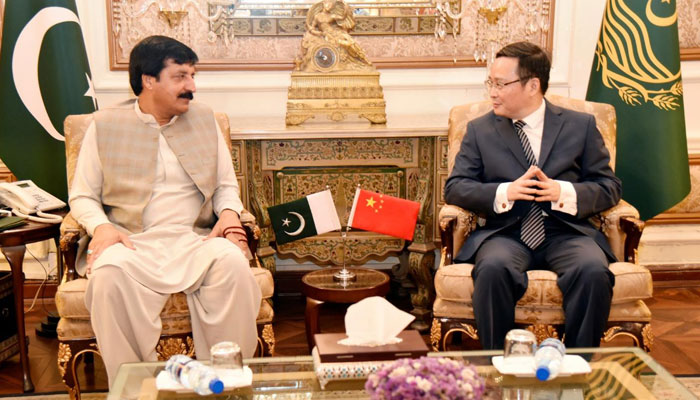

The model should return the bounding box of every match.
[586,0,689,220]
[0,1,97,201]
[267,190,341,245]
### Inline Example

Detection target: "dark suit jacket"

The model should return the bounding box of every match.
[444,100,622,262]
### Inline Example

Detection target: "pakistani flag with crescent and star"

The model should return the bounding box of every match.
[267,190,342,245]
[586,0,689,220]
[0,0,97,201]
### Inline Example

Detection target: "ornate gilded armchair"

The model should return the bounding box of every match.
[55,112,275,400]
[431,95,654,352]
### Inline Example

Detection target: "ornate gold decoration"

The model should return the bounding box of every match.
[526,324,559,343]
[642,323,654,352]
[160,10,188,28]
[430,319,442,351]
[156,336,195,360]
[459,323,479,339]
[60,231,81,252]
[443,324,478,350]
[593,0,682,111]
[286,0,386,125]
[57,343,72,379]
[116,1,236,46]
[478,6,507,25]
[277,235,404,265]
[60,343,101,400]
[263,138,417,168]
[262,324,275,356]
[433,0,551,64]
[602,326,641,347]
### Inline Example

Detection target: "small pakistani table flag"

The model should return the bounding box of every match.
[267,189,341,245]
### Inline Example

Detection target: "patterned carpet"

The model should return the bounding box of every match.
[679,376,700,398]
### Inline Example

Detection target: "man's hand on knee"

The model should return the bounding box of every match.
[87,224,136,273]
[205,209,249,255]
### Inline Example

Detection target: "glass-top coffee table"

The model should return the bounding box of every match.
[108,347,696,399]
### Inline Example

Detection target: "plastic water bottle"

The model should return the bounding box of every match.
[533,338,566,381]
[165,354,224,395]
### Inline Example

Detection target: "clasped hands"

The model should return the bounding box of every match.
[507,165,561,202]
[86,209,248,273]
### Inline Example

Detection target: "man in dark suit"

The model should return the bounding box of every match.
[444,42,621,349]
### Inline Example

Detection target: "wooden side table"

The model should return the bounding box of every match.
[0,215,63,392]
[301,267,390,349]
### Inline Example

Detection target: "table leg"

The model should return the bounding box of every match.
[305,297,324,351]
[54,236,64,282]
[1,245,35,392]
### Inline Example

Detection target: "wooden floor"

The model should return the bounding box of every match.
[1,281,699,396]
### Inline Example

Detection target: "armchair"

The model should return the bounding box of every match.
[55,112,275,400]
[431,95,653,352]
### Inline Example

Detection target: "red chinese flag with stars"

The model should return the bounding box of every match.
[347,188,420,241]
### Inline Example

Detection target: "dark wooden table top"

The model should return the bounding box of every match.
[301,267,390,303]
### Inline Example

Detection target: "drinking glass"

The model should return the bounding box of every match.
[503,329,537,359]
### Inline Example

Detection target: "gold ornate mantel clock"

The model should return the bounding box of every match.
[285,0,387,125]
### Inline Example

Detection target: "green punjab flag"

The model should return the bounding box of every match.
[0,1,97,201]
[586,0,689,220]
[267,190,341,245]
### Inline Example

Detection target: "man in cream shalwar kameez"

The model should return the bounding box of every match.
[69,36,261,385]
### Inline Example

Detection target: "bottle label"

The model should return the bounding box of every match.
[539,338,565,355]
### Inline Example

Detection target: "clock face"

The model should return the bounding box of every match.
[313,46,337,70]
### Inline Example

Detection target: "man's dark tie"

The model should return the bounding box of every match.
[514,120,545,249]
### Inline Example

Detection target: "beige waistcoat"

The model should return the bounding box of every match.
[94,100,218,233]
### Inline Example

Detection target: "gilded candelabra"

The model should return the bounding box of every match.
[433,0,551,65]
[116,0,238,46]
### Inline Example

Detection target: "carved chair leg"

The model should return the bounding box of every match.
[641,324,654,352]
[430,319,442,351]
[58,340,101,400]
[255,323,275,356]
[433,318,480,351]
[262,324,275,356]
[602,322,652,351]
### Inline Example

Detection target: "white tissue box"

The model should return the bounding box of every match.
[314,330,429,363]
[312,347,392,389]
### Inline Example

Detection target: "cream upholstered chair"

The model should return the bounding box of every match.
[431,95,653,352]
[55,112,275,400]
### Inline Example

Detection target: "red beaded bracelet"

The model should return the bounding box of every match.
[223,226,246,237]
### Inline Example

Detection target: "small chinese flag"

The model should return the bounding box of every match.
[347,188,420,241]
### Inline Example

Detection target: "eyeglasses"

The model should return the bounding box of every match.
[484,78,526,91]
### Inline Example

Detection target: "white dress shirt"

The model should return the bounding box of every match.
[493,99,577,215]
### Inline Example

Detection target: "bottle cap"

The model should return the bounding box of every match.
[536,366,550,381]
[209,379,224,394]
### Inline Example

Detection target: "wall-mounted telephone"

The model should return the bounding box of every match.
[0,180,65,224]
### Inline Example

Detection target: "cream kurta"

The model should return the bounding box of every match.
[70,101,245,289]
[69,101,261,385]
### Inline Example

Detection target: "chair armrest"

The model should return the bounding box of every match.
[438,204,477,268]
[594,200,645,263]
[59,212,86,282]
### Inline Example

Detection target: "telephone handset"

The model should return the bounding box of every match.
[0,180,65,224]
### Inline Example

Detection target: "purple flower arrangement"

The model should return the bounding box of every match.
[365,356,485,400]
